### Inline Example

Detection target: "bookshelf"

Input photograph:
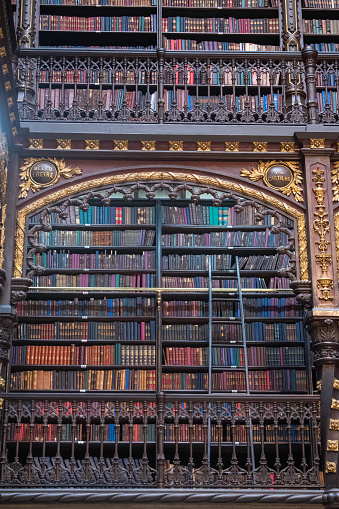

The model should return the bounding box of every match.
[302,0,339,53]
[11,197,310,395]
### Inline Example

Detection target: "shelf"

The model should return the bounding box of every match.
[35,245,156,252]
[37,269,157,275]
[29,223,156,230]
[161,247,279,254]
[11,364,156,370]
[161,224,276,232]
[162,365,208,371]
[17,315,157,322]
[26,290,157,297]
[12,339,156,345]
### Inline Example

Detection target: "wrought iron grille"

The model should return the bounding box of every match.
[1,395,321,488]
[16,51,311,124]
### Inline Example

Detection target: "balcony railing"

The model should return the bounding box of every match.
[15,47,330,125]
[1,394,321,488]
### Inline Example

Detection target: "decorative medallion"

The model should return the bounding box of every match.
[328,440,339,452]
[326,461,337,474]
[240,161,303,202]
[225,142,239,152]
[334,379,339,390]
[141,141,155,151]
[0,376,4,389]
[85,140,99,150]
[316,380,322,391]
[331,398,339,410]
[114,140,128,151]
[19,158,83,199]
[29,139,43,149]
[330,418,339,430]
[169,141,183,151]
[310,139,325,149]
[57,139,71,150]
[253,142,267,152]
[197,142,211,152]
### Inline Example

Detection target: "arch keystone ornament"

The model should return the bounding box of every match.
[240,161,303,202]
[19,158,83,199]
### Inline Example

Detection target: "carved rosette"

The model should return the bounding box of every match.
[308,319,339,366]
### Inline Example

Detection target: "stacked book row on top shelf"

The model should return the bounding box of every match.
[40,0,277,6]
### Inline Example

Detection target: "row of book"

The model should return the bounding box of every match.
[18,298,156,317]
[163,347,208,365]
[163,0,277,6]
[29,204,279,226]
[10,369,308,391]
[41,0,157,4]
[243,297,302,317]
[30,205,155,225]
[39,14,157,31]
[246,322,303,342]
[161,230,289,247]
[10,369,157,390]
[8,422,310,444]
[15,321,156,341]
[32,273,155,289]
[35,230,156,247]
[11,344,156,366]
[164,39,280,50]
[302,19,339,34]
[37,89,157,113]
[303,0,339,5]
[33,251,156,270]
[162,17,279,33]
[14,321,302,342]
[247,346,305,367]
[211,347,244,366]
[213,369,308,391]
[312,43,339,52]
[162,300,238,317]
[237,254,290,272]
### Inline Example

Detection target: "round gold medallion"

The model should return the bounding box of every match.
[264,164,293,189]
[29,160,59,188]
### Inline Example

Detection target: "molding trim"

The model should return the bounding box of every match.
[14,171,308,280]
[0,489,324,504]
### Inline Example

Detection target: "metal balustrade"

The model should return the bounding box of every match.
[0,394,321,488]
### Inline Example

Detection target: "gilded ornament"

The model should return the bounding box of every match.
[0,398,3,409]
[12,127,18,137]
[0,376,5,389]
[335,213,339,280]
[334,379,339,390]
[0,47,6,58]
[331,398,339,410]
[315,253,332,273]
[2,64,8,75]
[114,140,128,151]
[29,139,43,150]
[328,440,339,452]
[253,142,267,152]
[85,140,99,150]
[4,81,10,91]
[326,461,337,473]
[240,160,303,202]
[57,139,71,150]
[0,29,3,38]
[330,418,339,430]
[141,141,155,151]
[331,162,339,202]
[225,142,239,152]
[280,142,295,152]
[19,158,83,199]
[0,130,8,270]
[169,141,183,151]
[310,138,325,149]
[9,113,15,123]
[7,97,13,107]
[197,142,211,151]
[316,380,321,390]
[317,278,334,301]
[13,172,308,280]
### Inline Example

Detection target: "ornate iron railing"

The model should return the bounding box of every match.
[16,49,317,124]
[0,394,321,488]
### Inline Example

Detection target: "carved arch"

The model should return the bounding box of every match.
[14,171,308,281]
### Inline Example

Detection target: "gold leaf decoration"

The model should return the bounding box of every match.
[328,440,339,452]
[169,141,183,151]
[19,158,83,199]
[310,138,325,149]
[141,141,155,151]
[326,461,337,473]
[29,139,43,149]
[331,162,339,202]
[241,160,303,202]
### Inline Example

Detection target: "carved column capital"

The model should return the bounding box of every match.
[290,280,312,309]
[307,317,339,366]
[11,277,32,305]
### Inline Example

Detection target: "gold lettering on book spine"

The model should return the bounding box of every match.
[14,172,308,279]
